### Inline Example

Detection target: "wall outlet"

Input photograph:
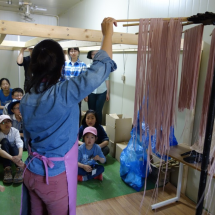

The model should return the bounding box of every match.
[121,75,126,82]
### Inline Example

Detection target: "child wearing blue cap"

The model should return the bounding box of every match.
[78,126,105,181]
[8,99,23,133]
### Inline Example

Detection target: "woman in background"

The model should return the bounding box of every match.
[84,50,110,125]
[0,78,13,115]
[61,47,87,124]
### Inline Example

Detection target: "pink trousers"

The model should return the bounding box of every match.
[23,169,69,215]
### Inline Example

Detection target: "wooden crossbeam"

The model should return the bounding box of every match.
[116,17,189,22]
[59,40,101,49]
[25,37,48,47]
[25,37,62,48]
[0,20,138,45]
[0,34,6,44]
[0,46,13,51]
[1,40,25,47]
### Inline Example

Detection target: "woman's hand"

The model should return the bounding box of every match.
[101,17,117,59]
[83,165,92,172]
[101,17,117,36]
[84,96,88,102]
[106,93,109,101]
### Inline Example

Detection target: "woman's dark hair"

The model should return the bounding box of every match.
[81,109,99,127]
[12,88,24,95]
[68,47,80,55]
[26,39,65,94]
[0,78,10,89]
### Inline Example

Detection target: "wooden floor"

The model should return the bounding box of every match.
[76,183,210,215]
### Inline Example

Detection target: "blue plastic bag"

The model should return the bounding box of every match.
[120,113,178,191]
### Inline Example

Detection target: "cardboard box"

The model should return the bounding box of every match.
[106,114,132,143]
[148,154,170,186]
[115,142,128,162]
[108,140,116,158]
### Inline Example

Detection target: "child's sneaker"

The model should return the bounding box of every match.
[13,167,23,183]
[94,173,103,181]
[3,166,13,183]
[77,175,83,182]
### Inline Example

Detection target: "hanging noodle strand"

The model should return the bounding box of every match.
[134,18,182,207]
[178,25,204,111]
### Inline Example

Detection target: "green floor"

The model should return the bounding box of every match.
[0,152,155,215]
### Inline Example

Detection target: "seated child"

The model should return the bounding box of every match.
[79,110,110,156]
[0,115,24,184]
[3,88,24,115]
[78,126,105,181]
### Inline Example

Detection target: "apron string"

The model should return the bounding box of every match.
[24,147,65,185]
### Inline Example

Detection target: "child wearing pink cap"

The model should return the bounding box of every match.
[78,126,105,181]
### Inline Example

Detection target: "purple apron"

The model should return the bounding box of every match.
[20,140,78,215]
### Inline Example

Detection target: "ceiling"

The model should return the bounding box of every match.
[0,0,82,16]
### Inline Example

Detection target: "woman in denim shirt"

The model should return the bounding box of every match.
[18,18,117,215]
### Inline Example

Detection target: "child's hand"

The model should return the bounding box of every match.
[83,165,92,172]
[12,156,25,168]
[12,156,20,163]
[16,160,25,168]
[93,155,101,161]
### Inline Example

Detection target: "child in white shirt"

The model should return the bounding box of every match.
[0,115,24,184]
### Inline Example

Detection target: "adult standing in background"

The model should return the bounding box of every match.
[61,47,87,124]
[0,78,13,115]
[84,50,110,125]
[17,48,33,92]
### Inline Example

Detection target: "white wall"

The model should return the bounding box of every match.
[59,0,215,213]
[0,10,57,90]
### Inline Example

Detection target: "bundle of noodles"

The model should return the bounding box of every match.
[134,18,182,206]
[133,18,182,157]
[133,18,150,141]
[178,25,204,111]
[192,29,215,155]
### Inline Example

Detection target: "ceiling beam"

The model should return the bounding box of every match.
[0,20,138,45]
[59,40,101,49]
[1,40,25,47]
[0,46,13,51]
[0,34,6,44]
[25,37,62,47]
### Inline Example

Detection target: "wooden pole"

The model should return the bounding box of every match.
[116,17,188,22]
[0,20,138,45]
[196,65,215,215]
[122,21,192,27]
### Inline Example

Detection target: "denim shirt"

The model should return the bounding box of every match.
[20,50,117,177]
